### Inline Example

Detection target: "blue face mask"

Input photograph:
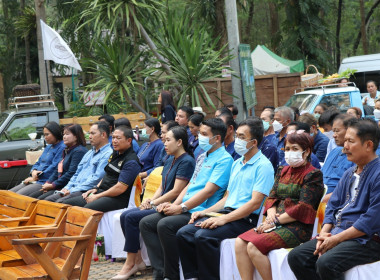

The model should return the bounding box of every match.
[262,120,270,132]
[198,134,216,152]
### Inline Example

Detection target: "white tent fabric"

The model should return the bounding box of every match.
[251,46,290,76]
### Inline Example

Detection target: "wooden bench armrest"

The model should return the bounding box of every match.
[0,225,57,236]
[12,235,92,245]
[0,217,30,223]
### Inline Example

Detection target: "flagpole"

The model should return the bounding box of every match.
[44,60,50,95]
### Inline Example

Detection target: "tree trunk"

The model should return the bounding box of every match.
[20,0,32,83]
[335,0,343,71]
[0,73,4,111]
[268,2,279,52]
[215,0,228,53]
[35,0,54,95]
[122,88,151,118]
[359,0,368,54]
[353,0,380,55]
[245,1,254,38]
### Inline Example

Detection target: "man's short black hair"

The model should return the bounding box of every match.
[114,125,134,141]
[94,121,110,137]
[225,104,238,116]
[238,117,264,146]
[319,109,340,127]
[348,118,380,152]
[115,117,132,129]
[178,106,194,119]
[202,118,227,143]
[218,110,237,130]
[99,114,115,131]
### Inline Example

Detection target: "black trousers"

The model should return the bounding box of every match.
[176,216,255,280]
[63,193,128,212]
[288,237,380,280]
[139,212,191,280]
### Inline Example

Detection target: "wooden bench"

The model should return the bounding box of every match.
[0,206,103,280]
[0,191,37,252]
[0,200,68,267]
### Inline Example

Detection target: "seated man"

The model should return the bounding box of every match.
[176,117,275,280]
[288,119,380,280]
[114,117,140,153]
[217,110,240,160]
[273,106,294,166]
[139,118,234,280]
[40,121,113,203]
[299,113,329,162]
[99,114,115,143]
[64,125,141,212]
[322,114,355,201]
[260,108,276,144]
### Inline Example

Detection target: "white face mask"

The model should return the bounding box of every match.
[234,138,254,156]
[374,109,380,120]
[272,120,283,132]
[285,150,305,167]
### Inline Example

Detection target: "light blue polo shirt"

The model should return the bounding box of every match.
[224,150,274,215]
[182,146,234,213]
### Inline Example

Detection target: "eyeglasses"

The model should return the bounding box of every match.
[287,129,305,135]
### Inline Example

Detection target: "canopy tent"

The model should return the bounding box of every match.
[339,53,380,73]
[251,45,304,76]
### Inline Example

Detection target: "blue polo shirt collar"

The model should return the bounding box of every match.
[241,150,263,166]
[93,142,111,154]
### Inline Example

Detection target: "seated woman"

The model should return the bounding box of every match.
[28,124,87,199]
[10,121,65,196]
[235,130,324,280]
[188,114,204,159]
[155,120,179,167]
[138,118,164,180]
[111,126,196,280]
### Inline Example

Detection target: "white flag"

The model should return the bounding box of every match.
[40,20,82,71]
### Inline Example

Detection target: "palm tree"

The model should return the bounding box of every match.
[83,39,153,118]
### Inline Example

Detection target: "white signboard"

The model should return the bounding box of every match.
[84,90,106,106]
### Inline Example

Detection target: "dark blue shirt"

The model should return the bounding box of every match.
[161,105,176,123]
[264,134,277,146]
[322,147,354,194]
[275,132,286,167]
[32,141,66,184]
[48,145,87,189]
[325,157,380,244]
[137,139,164,175]
[258,137,279,174]
[156,146,171,167]
[225,141,240,161]
[313,130,329,162]
[161,153,195,196]
[189,134,199,155]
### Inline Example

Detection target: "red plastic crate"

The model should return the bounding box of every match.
[0,160,28,168]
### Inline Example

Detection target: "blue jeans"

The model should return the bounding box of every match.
[288,237,380,280]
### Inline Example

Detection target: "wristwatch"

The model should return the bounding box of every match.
[150,200,155,207]
[180,203,188,213]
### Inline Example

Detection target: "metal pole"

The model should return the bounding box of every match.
[71,68,76,101]
[225,0,246,122]
[44,60,50,95]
